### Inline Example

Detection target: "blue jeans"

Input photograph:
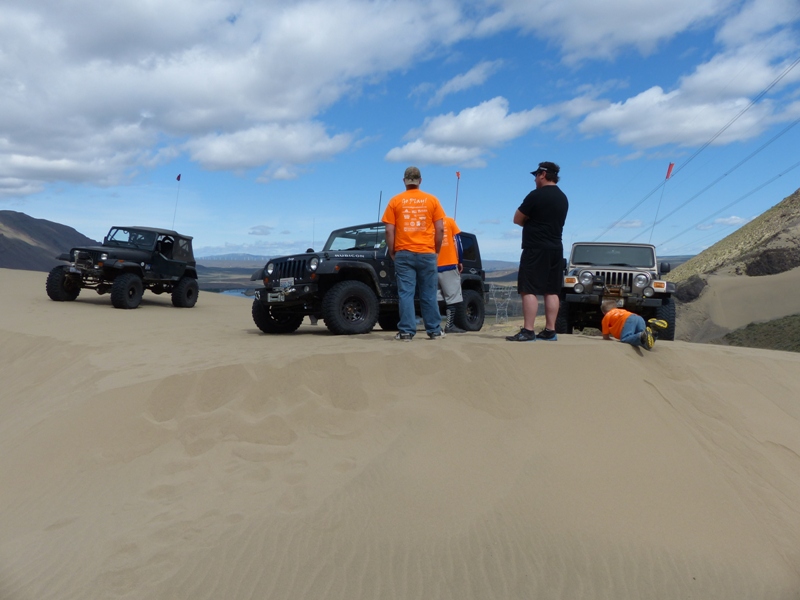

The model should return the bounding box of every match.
[620,314,646,346]
[394,251,442,336]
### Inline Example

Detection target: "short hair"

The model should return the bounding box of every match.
[601,298,620,314]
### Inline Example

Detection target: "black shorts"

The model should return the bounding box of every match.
[517,248,563,295]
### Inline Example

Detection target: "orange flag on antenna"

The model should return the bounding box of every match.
[456,171,460,179]
[665,163,674,180]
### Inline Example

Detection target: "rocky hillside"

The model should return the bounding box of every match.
[666,187,800,281]
[0,211,98,272]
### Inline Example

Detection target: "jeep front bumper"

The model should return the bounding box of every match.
[257,284,319,304]
[565,293,664,307]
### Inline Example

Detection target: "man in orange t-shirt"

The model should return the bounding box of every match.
[438,215,465,333]
[382,166,445,340]
[601,299,667,350]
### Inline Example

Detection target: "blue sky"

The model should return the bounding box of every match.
[2,0,799,262]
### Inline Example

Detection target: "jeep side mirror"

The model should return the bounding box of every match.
[660,262,671,275]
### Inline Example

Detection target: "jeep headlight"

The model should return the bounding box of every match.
[72,250,80,261]
[266,262,275,276]
[100,253,108,261]
[578,271,594,286]
[309,257,319,271]
[643,287,655,297]
[633,273,649,288]
[573,283,585,293]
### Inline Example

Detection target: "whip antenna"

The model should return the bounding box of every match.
[454,171,460,219]
[172,174,182,229]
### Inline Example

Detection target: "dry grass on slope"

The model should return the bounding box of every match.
[666,187,800,281]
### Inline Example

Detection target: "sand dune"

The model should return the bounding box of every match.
[2,268,800,599]
[676,265,800,342]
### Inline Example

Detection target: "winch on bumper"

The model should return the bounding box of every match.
[256,283,319,304]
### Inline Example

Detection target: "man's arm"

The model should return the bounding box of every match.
[454,233,464,273]
[385,223,396,259]
[434,219,444,254]
[513,209,528,226]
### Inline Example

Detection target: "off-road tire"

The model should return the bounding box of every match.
[111,273,144,309]
[46,266,81,302]
[454,288,485,332]
[252,300,304,334]
[555,299,574,334]
[171,277,199,308]
[377,311,399,331]
[322,280,379,335]
[654,297,676,341]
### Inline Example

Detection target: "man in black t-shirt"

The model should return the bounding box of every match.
[506,161,569,342]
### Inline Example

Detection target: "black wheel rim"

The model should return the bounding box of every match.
[341,296,366,322]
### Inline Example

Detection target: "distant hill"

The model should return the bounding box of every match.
[197,253,271,262]
[0,211,98,272]
[666,187,800,281]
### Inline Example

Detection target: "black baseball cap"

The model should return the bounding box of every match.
[531,161,560,176]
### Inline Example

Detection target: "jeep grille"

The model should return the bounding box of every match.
[74,250,102,268]
[273,259,308,279]
[592,270,633,287]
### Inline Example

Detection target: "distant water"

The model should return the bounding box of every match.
[218,289,254,299]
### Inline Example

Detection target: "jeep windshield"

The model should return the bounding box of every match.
[105,227,157,250]
[323,225,386,251]
[572,244,655,268]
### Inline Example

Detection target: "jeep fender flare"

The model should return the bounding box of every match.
[111,261,146,278]
[318,261,382,294]
[460,273,485,295]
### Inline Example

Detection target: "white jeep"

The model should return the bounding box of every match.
[556,242,676,340]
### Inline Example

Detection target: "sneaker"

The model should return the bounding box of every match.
[647,318,668,331]
[640,327,655,350]
[535,328,558,341]
[505,328,536,342]
[394,332,413,342]
[427,331,446,340]
[445,324,466,333]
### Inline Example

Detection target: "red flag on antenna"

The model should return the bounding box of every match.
[665,163,674,180]
[456,171,460,179]
[176,174,181,181]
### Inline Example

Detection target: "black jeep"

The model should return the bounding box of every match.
[250,222,487,335]
[46,226,199,309]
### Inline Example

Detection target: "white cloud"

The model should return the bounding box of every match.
[714,215,748,226]
[386,97,550,166]
[249,225,274,236]
[428,60,503,106]
[613,219,644,229]
[185,122,353,171]
[716,0,800,46]
[474,0,735,62]
[0,0,467,195]
[579,85,773,148]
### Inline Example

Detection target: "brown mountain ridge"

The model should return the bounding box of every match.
[0,210,98,272]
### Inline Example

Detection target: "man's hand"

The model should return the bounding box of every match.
[457,263,463,273]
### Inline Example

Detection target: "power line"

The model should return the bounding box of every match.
[594,53,800,242]
[628,114,800,243]
[656,157,800,249]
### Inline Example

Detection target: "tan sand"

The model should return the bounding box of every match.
[2,267,800,599]
[676,265,800,342]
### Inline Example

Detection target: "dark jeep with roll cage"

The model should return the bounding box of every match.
[556,242,677,340]
[46,226,199,309]
[250,222,487,335]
